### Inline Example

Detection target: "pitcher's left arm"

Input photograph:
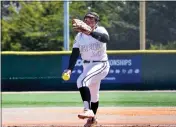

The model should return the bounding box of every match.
[90,32,109,43]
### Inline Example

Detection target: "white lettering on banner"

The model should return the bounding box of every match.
[103,77,116,80]
[128,69,133,74]
[134,69,140,73]
[109,69,114,73]
[122,69,127,74]
[73,68,140,75]
[115,69,120,74]
[75,59,83,66]
[108,59,132,66]
[72,70,76,73]
[75,59,132,67]
[77,70,82,74]
[107,69,140,74]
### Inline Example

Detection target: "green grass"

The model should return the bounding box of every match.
[2,91,176,107]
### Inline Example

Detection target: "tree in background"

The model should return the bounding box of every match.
[105,1,139,50]
[146,1,176,49]
[2,1,64,51]
[1,1,176,51]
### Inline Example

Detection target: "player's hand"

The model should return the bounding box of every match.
[63,69,71,75]
[62,69,71,81]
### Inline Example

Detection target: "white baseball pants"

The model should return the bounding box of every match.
[77,61,110,102]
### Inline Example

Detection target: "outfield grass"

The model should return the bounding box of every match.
[2,91,176,107]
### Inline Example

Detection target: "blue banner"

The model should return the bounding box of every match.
[62,55,141,83]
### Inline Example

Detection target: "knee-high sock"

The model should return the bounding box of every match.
[79,87,91,110]
[91,101,99,114]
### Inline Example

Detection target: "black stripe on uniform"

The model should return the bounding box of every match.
[81,62,107,87]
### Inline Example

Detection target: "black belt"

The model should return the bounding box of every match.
[83,60,107,63]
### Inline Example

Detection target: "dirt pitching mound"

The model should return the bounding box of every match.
[2,107,176,127]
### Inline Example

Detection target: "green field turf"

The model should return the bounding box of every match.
[2,91,176,107]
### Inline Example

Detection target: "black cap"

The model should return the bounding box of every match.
[84,12,100,22]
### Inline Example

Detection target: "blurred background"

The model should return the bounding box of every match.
[2,1,176,51]
[1,1,176,91]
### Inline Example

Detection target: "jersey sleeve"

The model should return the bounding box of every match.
[95,26,109,36]
[91,26,110,43]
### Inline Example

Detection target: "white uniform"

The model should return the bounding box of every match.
[73,26,110,102]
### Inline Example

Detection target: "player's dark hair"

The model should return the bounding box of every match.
[84,12,100,22]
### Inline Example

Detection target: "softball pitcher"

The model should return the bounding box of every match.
[62,12,110,127]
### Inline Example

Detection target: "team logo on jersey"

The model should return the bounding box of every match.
[79,43,103,52]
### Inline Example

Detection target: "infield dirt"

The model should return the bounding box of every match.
[2,107,176,127]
